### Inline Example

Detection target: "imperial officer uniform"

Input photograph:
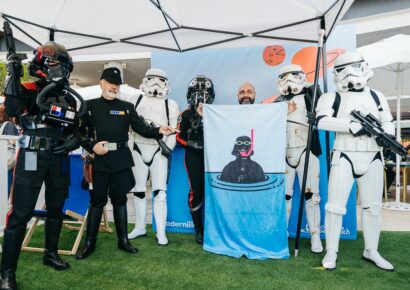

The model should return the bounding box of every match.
[76,67,163,260]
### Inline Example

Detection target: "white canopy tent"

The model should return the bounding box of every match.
[0,0,355,253]
[0,0,352,54]
[358,34,410,211]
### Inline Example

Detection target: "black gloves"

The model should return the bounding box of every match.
[187,140,203,151]
[349,121,371,137]
[306,112,316,125]
[52,134,81,155]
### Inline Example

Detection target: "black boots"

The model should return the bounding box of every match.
[0,269,17,290]
[1,221,70,290]
[43,219,70,270]
[0,229,26,290]
[191,210,204,245]
[113,204,138,254]
[77,204,138,259]
[76,206,103,260]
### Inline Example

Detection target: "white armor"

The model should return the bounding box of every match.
[128,69,180,246]
[278,65,323,253]
[317,52,394,271]
[333,51,373,92]
[278,64,307,96]
[139,68,170,98]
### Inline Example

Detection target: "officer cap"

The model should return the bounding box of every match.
[100,67,123,85]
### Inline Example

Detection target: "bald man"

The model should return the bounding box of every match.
[237,82,256,104]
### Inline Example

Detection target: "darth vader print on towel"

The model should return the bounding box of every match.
[220,129,266,184]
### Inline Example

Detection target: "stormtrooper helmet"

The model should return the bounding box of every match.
[277,64,307,96]
[140,68,170,98]
[333,51,373,92]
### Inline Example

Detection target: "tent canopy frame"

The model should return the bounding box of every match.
[1,0,347,52]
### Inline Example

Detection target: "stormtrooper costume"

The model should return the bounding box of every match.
[316,52,394,271]
[128,69,179,246]
[275,64,323,253]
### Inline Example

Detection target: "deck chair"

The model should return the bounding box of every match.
[21,155,113,256]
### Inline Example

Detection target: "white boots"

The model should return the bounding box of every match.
[322,208,394,271]
[285,199,292,226]
[361,207,394,271]
[128,196,147,239]
[305,199,323,253]
[286,197,323,253]
[153,191,168,246]
[362,249,394,271]
[128,192,169,246]
[322,211,343,270]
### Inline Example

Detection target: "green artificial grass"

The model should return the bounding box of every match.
[1,226,409,290]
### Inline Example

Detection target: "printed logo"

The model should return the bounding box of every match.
[166,220,194,228]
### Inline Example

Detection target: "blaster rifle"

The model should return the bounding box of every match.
[351,110,407,158]
[148,122,172,158]
[3,21,27,98]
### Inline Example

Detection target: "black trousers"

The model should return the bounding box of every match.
[385,167,396,192]
[185,150,204,210]
[6,149,70,231]
[1,149,69,274]
[90,169,135,207]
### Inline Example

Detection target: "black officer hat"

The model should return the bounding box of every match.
[100,67,123,85]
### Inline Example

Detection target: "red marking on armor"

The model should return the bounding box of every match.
[5,148,20,228]
[240,129,254,157]
[176,111,188,146]
[21,81,37,91]
[5,208,13,229]
[36,47,42,62]
[184,159,194,209]
[35,70,47,78]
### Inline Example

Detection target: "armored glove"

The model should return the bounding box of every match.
[52,134,81,155]
[187,140,203,151]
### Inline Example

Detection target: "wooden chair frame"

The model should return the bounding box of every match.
[22,204,113,256]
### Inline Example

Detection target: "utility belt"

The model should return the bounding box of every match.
[132,133,158,145]
[103,142,128,151]
[334,134,381,152]
[19,135,65,151]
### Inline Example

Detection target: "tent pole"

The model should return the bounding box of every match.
[294,29,325,257]
[395,65,402,204]
[322,35,331,178]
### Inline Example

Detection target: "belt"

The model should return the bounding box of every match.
[19,135,64,151]
[104,142,128,151]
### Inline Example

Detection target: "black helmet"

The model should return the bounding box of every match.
[186,75,215,107]
[231,136,254,157]
[28,41,73,82]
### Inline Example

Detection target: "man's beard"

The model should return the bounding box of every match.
[239,97,255,105]
[102,89,119,100]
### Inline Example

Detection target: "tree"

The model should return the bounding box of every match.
[0,61,33,95]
